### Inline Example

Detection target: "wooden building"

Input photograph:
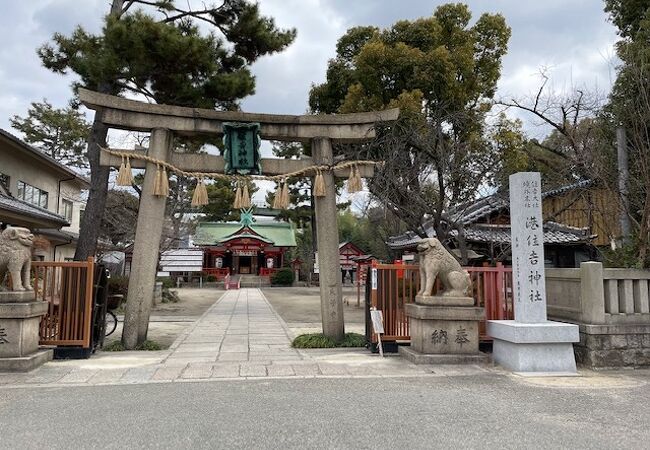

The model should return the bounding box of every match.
[193,212,296,277]
[314,241,369,283]
[388,180,610,268]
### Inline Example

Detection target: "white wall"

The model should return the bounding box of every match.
[0,141,86,230]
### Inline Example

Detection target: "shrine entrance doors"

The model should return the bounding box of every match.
[238,256,252,274]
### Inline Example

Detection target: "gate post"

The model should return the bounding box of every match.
[312,137,345,341]
[122,128,172,349]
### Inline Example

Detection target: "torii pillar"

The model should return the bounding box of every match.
[78,88,398,345]
[312,137,344,339]
[122,128,171,346]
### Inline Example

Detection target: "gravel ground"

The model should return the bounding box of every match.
[262,286,366,336]
[104,288,224,348]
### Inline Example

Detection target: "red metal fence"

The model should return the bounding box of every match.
[368,263,513,345]
[35,258,95,347]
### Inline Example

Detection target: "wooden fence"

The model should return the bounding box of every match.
[368,263,513,345]
[35,258,95,347]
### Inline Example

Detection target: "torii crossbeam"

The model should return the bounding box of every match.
[78,88,399,346]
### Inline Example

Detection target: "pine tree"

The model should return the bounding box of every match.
[10,100,91,169]
[38,0,296,261]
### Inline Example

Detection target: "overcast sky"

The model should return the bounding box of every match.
[0,1,619,205]
[0,0,618,135]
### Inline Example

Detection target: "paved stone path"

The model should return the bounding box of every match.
[164,288,303,366]
[0,289,493,388]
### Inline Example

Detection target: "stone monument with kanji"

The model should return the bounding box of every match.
[487,172,579,374]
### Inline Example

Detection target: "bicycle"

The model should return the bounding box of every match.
[105,294,123,337]
[105,310,118,337]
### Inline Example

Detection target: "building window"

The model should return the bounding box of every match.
[61,199,74,222]
[0,172,9,191]
[17,181,48,209]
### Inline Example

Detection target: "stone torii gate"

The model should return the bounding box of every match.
[78,88,398,347]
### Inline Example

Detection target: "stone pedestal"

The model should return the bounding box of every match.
[399,297,488,364]
[0,291,52,372]
[487,320,579,374]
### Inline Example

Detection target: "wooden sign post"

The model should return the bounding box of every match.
[370,307,385,357]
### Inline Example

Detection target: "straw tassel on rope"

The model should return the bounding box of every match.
[347,164,363,193]
[191,177,209,207]
[280,180,290,208]
[152,164,169,197]
[240,181,251,208]
[160,166,169,197]
[233,181,243,209]
[313,170,326,197]
[272,182,283,209]
[152,165,162,196]
[116,156,134,186]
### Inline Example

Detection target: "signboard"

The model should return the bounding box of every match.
[370,309,384,334]
[223,122,262,175]
[369,307,384,357]
[371,268,377,290]
[234,251,257,257]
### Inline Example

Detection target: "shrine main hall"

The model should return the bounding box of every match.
[193,211,297,276]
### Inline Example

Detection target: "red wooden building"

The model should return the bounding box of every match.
[193,215,296,278]
[315,241,369,283]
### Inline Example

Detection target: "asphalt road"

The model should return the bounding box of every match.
[1,375,649,449]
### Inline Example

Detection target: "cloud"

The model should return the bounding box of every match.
[0,0,620,205]
[0,0,106,131]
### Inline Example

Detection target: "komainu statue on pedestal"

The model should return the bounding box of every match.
[0,226,34,291]
[416,238,470,297]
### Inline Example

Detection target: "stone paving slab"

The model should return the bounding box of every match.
[89,369,128,384]
[120,367,157,384]
[218,353,249,362]
[211,364,241,378]
[181,363,214,379]
[152,365,186,381]
[59,370,98,384]
[240,364,267,377]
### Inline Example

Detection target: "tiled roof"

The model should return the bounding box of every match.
[193,222,297,247]
[386,222,595,249]
[387,179,595,249]
[447,179,593,226]
[33,228,79,243]
[462,222,594,245]
[0,190,69,228]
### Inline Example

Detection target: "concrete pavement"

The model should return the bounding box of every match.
[2,375,650,449]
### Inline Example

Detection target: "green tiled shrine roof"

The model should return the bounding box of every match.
[194,221,297,247]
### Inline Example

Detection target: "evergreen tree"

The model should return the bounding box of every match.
[604,0,650,267]
[10,100,91,169]
[39,0,296,261]
[309,4,510,255]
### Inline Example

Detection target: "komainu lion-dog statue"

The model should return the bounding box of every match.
[0,226,35,291]
[416,238,470,298]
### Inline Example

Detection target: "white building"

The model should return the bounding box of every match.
[0,129,89,261]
